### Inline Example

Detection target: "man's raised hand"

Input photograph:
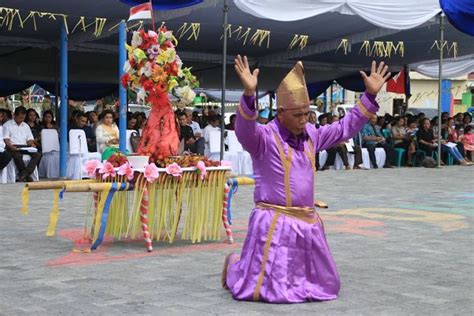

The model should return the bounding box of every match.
[234,55,259,96]
[360,61,391,96]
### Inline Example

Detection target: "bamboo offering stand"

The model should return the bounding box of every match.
[20,167,247,252]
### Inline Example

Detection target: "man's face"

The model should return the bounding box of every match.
[309,112,317,124]
[89,112,98,123]
[128,118,137,128]
[210,120,220,128]
[178,115,188,126]
[185,112,193,124]
[14,112,26,124]
[278,107,310,135]
[75,116,87,128]
[369,116,378,125]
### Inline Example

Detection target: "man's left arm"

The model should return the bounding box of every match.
[311,92,378,151]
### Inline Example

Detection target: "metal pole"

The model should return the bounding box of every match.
[220,0,228,161]
[119,20,127,153]
[59,20,68,178]
[437,13,444,168]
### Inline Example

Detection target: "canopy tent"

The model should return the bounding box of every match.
[0,0,473,98]
[409,54,474,79]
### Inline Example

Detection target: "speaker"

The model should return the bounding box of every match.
[392,98,404,115]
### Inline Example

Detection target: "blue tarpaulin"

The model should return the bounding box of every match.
[120,0,203,10]
[0,79,117,100]
[440,0,474,36]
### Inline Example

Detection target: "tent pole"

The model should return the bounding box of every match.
[118,20,127,152]
[220,0,229,161]
[59,20,68,178]
[437,13,444,168]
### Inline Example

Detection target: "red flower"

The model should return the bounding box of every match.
[164,62,179,76]
[142,80,154,92]
[121,73,130,88]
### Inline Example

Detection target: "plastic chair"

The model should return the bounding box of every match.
[385,129,405,167]
[38,129,60,178]
[67,129,101,179]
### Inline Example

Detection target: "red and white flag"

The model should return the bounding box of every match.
[386,68,405,94]
[128,3,152,21]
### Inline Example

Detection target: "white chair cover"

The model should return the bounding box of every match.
[126,129,135,154]
[209,130,253,175]
[6,156,39,183]
[67,129,101,179]
[38,129,60,178]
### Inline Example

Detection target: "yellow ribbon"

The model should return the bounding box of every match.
[21,186,29,215]
[46,189,61,237]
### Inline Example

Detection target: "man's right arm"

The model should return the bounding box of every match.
[235,94,267,158]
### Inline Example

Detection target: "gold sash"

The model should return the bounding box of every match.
[256,202,319,224]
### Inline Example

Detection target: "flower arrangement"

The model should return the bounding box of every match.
[121,27,199,106]
[82,155,227,183]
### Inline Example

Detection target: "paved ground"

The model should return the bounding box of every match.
[0,167,473,315]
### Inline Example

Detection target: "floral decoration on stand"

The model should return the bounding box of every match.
[121,27,199,106]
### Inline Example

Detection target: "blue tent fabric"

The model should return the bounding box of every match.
[120,0,203,10]
[0,79,34,97]
[0,79,117,100]
[38,82,117,101]
[307,81,332,99]
[336,75,366,93]
[440,0,474,36]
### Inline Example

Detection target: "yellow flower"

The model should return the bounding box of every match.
[152,65,167,83]
[167,78,178,92]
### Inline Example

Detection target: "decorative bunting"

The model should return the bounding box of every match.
[289,34,308,50]
[336,38,349,55]
[249,29,271,48]
[176,22,201,40]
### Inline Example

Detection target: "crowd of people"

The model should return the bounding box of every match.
[307,110,473,169]
[1,93,473,182]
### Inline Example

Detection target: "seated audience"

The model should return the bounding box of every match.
[391,116,414,166]
[203,115,221,156]
[25,108,42,148]
[416,118,437,157]
[462,125,474,161]
[2,106,42,182]
[177,112,204,155]
[360,116,396,168]
[70,112,97,153]
[41,110,59,131]
[225,114,236,130]
[95,109,119,155]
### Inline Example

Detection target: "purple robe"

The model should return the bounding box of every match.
[225,93,379,303]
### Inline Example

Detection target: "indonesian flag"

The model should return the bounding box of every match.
[386,68,405,94]
[128,3,152,21]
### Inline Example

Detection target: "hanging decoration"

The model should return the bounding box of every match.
[289,34,309,50]
[176,22,201,40]
[358,40,405,58]
[336,38,349,55]
[429,40,458,58]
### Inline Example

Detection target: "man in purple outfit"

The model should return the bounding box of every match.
[222,55,391,303]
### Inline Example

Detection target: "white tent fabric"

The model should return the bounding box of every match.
[409,54,474,78]
[234,0,442,29]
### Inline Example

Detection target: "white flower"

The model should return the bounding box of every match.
[137,88,147,103]
[131,31,142,48]
[123,60,131,73]
[176,86,195,104]
[175,55,183,69]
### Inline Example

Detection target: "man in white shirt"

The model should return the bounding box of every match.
[0,128,12,171]
[203,115,221,157]
[3,106,41,182]
[185,109,202,138]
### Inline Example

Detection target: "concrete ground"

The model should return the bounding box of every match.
[0,167,473,315]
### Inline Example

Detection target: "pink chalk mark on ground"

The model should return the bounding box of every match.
[321,215,385,237]
[47,229,241,268]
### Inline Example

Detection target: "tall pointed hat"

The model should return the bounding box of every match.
[276,61,310,110]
